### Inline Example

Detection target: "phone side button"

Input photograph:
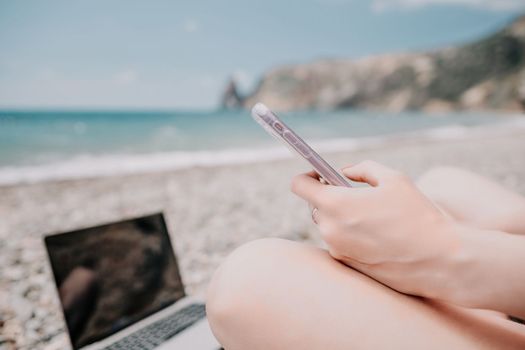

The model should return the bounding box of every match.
[296,143,311,157]
[283,131,297,144]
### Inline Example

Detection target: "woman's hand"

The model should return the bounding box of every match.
[291,160,459,297]
[293,160,525,318]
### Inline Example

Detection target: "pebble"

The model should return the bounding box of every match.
[1,131,525,349]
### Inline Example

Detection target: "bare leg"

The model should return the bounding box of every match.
[207,239,525,350]
[417,167,525,235]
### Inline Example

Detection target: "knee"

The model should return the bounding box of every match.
[206,239,290,321]
[416,166,475,197]
[417,166,466,186]
[205,238,313,344]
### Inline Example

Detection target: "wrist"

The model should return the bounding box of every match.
[412,222,525,318]
[427,223,476,305]
[415,222,475,305]
[420,223,518,310]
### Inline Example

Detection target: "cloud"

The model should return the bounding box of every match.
[181,18,199,33]
[113,69,138,85]
[371,0,525,12]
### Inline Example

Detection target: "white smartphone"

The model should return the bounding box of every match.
[251,103,351,187]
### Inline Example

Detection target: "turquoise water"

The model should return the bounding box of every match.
[0,109,504,168]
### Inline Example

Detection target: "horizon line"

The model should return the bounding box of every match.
[0,105,230,113]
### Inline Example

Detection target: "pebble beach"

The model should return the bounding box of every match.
[1,122,525,349]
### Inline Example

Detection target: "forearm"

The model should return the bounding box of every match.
[428,224,525,319]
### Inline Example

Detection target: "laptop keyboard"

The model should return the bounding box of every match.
[104,303,206,350]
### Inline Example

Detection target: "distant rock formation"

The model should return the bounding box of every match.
[220,78,244,109]
[225,15,525,112]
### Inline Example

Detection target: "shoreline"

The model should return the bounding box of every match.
[1,117,525,187]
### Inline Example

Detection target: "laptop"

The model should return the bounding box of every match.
[44,213,220,350]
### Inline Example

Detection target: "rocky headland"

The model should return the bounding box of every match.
[222,15,525,112]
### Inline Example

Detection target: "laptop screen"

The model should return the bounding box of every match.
[44,213,186,349]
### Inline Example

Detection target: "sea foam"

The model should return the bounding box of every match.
[0,119,523,186]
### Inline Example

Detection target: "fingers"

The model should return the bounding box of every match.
[291,171,329,207]
[292,161,399,208]
[342,160,399,187]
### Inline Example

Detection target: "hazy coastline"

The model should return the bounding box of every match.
[3,2,525,349]
[1,114,523,186]
[225,15,525,112]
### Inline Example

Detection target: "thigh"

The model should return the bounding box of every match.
[207,239,525,350]
[417,167,525,234]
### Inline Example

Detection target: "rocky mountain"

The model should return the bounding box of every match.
[220,78,244,109]
[223,15,525,112]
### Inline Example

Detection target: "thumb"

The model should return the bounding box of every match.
[341,160,396,187]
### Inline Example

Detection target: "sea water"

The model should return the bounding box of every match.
[0,108,518,184]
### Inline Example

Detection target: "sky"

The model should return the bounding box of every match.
[0,0,523,110]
